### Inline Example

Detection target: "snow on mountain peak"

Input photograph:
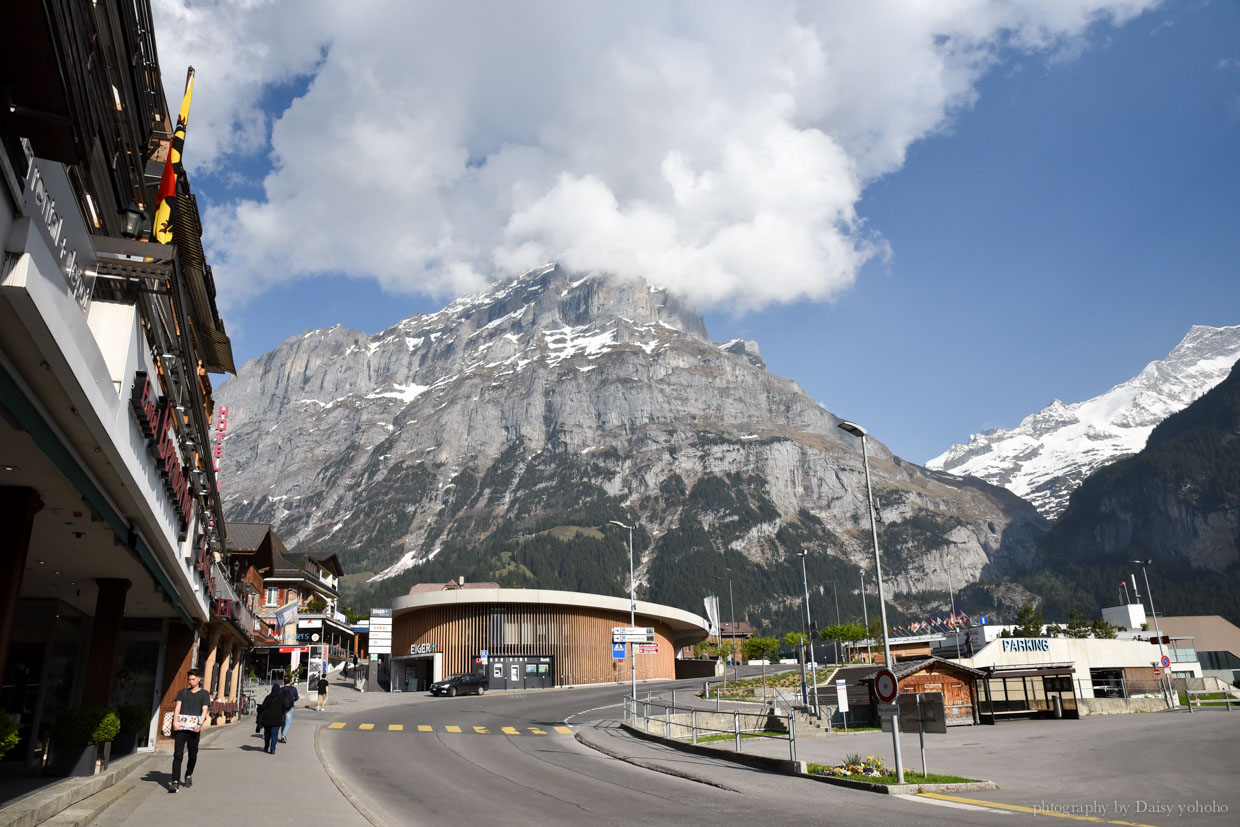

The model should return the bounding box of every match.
[927,325,1240,518]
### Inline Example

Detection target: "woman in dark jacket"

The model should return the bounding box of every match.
[257,682,290,754]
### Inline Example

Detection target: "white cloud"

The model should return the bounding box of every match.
[152,0,1159,313]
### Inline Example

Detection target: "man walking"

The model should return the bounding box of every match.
[168,668,210,792]
[316,673,329,711]
[280,675,299,742]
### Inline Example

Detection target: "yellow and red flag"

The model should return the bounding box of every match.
[153,67,195,244]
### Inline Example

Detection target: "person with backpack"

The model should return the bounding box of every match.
[279,675,299,743]
[257,682,291,754]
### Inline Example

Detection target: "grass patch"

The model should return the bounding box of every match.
[538,525,605,541]
[831,726,881,733]
[807,763,979,785]
[695,731,787,743]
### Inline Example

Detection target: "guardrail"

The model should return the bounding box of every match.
[623,694,797,762]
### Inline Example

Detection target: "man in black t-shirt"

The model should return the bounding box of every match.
[168,668,211,793]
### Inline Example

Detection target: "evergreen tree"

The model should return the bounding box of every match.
[1065,608,1092,638]
[1014,603,1045,637]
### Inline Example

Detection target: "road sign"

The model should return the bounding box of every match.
[980,616,988,625]
[636,643,659,654]
[877,702,899,717]
[612,643,626,659]
[613,633,654,643]
[613,626,654,636]
[1160,655,1171,668]
[875,668,899,703]
[1154,668,1162,678]
[836,679,849,714]
[480,649,488,664]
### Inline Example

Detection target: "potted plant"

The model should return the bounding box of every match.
[52,706,120,776]
[111,705,150,756]
[0,711,19,760]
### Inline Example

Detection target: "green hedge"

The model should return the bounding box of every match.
[54,706,120,746]
[0,712,18,759]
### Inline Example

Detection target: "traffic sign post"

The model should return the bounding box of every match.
[1160,655,1171,668]
[874,668,898,704]
[611,643,626,660]
[636,643,659,654]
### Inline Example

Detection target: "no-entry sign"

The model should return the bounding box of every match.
[875,668,898,703]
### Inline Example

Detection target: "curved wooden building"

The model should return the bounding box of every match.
[389,587,710,692]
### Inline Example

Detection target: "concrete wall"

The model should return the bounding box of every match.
[1077,697,1169,716]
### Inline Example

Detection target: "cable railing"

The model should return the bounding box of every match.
[623,693,797,762]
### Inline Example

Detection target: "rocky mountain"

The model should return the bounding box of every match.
[215,265,1045,621]
[927,325,1240,519]
[1022,358,1240,624]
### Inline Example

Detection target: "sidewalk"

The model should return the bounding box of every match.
[0,673,395,827]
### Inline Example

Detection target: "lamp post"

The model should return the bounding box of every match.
[713,574,737,688]
[610,520,637,719]
[945,555,961,657]
[838,419,905,784]
[826,580,841,662]
[1133,560,1171,704]
[797,550,820,715]
[860,571,873,663]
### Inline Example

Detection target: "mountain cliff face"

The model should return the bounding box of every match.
[927,326,1240,518]
[215,266,1045,616]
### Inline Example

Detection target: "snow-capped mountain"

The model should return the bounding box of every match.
[927,325,1240,518]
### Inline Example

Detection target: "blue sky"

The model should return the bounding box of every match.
[156,0,1239,464]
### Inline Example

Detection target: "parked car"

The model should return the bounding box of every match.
[430,673,489,697]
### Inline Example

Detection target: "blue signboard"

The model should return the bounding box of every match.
[612,642,626,660]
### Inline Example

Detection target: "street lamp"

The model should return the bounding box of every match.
[823,579,841,663]
[838,419,906,784]
[797,550,820,715]
[860,571,873,663]
[1132,560,1172,703]
[610,520,638,720]
[712,573,737,688]
[945,554,961,657]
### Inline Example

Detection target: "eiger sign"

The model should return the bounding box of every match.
[1001,639,1051,653]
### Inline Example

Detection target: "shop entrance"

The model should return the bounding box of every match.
[392,653,441,692]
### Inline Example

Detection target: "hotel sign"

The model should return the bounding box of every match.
[17,138,96,313]
[130,371,193,540]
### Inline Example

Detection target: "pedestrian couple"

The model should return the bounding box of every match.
[257,676,298,753]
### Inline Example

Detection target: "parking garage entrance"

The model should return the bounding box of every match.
[978,663,1078,722]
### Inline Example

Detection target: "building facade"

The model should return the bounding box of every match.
[1,0,239,767]
[389,586,710,693]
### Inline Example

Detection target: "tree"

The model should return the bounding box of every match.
[1013,603,1045,637]
[821,622,868,662]
[1065,608,1092,638]
[1091,619,1118,640]
[743,636,780,700]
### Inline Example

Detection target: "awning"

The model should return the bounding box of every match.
[984,663,1075,679]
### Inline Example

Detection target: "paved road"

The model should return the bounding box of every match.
[318,678,1023,827]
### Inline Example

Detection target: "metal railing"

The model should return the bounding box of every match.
[623,694,797,762]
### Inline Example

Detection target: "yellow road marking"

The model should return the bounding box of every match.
[916,794,1158,827]
[502,726,520,735]
[388,724,403,731]
[529,727,546,735]
[473,726,489,734]
[358,723,374,730]
[328,722,346,729]
[417,725,433,732]
[445,725,462,733]
[554,726,572,734]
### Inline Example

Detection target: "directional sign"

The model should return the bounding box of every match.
[613,627,654,637]
[874,668,899,703]
[636,643,660,654]
[612,643,626,660]
[1160,655,1171,668]
[613,633,654,643]
[877,702,899,718]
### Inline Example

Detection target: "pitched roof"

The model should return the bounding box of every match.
[224,521,271,551]
[845,657,987,681]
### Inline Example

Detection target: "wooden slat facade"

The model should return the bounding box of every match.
[394,604,677,686]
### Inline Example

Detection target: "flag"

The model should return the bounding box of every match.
[703,595,720,638]
[153,67,195,244]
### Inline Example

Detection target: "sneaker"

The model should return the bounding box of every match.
[279,736,287,743]
[167,780,179,793]
[183,776,193,788]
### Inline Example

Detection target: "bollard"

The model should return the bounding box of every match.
[789,709,797,763]
[665,706,671,737]
[734,710,741,752]
[692,709,698,745]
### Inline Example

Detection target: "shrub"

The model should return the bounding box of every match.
[0,712,19,759]
[53,706,121,746]
[116,704,150,734]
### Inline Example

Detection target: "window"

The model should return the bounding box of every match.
[266,587,278,606]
